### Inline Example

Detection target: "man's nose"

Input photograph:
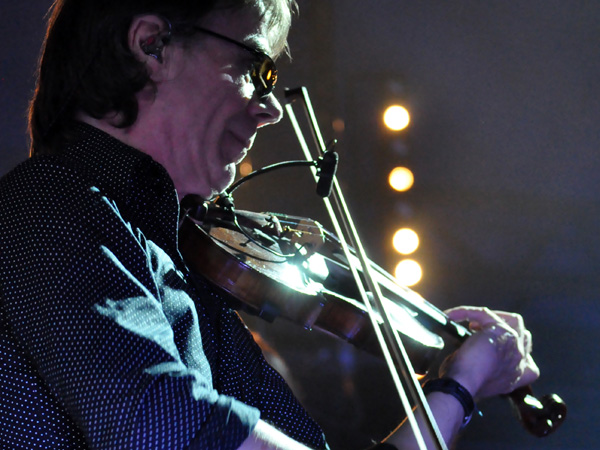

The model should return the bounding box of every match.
[250,93,284,128]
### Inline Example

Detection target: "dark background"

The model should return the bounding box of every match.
[1,1,598,449]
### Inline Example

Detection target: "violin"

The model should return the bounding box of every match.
[179,86,566,447]
[178,198,566,438]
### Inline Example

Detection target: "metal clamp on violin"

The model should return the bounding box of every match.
[178,87,567,448]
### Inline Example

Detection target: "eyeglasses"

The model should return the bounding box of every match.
[190,26,278,98]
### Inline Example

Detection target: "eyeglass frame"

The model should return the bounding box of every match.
[186,25,278,98]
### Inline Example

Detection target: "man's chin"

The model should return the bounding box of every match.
[210,168,236,199]
[176,180,213,202]
[177,167,236,202]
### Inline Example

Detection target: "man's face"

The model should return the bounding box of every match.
[145,7,284,199]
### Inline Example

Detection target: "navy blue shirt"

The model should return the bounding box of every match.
[0,124,326,449]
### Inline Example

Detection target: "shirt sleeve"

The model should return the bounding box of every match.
[0,160,259,450]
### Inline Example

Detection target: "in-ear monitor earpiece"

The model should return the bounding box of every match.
[141,36,165,63]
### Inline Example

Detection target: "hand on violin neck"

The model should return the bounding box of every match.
[441,306,540,401]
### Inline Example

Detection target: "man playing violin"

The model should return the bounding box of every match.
[0,0,539,448]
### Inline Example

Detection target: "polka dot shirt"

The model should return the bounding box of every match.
[0,123,327,449]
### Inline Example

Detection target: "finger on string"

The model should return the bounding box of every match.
[445,306,504,327]
[494,311,525,335]
[507,342,524,367]
[509,363,525,390]
[497,313,533,358]
[519,358,540,386]
[523,329,533,354]
[525,354,540,376]
[493,312,530,354]
[479,322,522,362]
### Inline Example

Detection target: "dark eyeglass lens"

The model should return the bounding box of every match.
[252,55,277,97]
[189,26,277,97]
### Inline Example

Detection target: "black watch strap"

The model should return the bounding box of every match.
[422,377,476,427]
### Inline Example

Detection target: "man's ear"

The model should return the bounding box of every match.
[128,15,172,79]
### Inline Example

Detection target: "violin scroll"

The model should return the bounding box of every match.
[506,386,567,437]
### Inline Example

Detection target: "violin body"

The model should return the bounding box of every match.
[179,207,452,375]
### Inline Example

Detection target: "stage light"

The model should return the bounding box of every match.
[394,259,422,286]
[239,160,253,177]
[383,105,410,131]
[393,228,419,255]
[332,117,345,133]
[388,166,414,192]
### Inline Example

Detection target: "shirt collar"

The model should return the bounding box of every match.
[64,122,182,258]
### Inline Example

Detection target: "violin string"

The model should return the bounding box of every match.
[210,233,288,264]
[230,208,300,259]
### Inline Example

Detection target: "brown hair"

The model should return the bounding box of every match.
[28,0,295,155]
